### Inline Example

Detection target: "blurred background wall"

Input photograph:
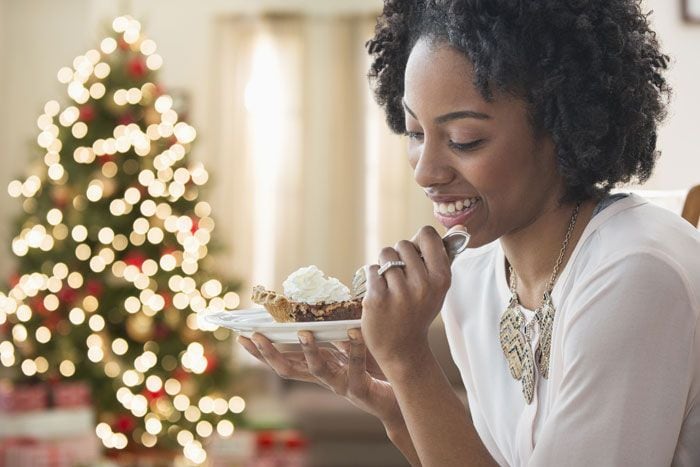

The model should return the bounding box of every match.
[1,0,699,282]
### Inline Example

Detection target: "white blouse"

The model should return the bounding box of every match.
[442,194,700,466]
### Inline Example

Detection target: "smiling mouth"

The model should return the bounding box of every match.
[432,197,481,217]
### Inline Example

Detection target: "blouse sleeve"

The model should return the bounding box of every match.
[529,251,697,466]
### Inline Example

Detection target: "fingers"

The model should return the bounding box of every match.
[365,263,387,299]
[237,336,266,362]
[248,333,314,382]
[377,246,405,284]
[298,331,340,391]
[346,328,369,397]
[417,225,451,276]
[394,239,428,282]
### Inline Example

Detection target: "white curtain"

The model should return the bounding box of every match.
[212,14,438,307]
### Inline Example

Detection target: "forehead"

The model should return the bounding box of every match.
[404,39,486,112]
[403,38,528,121]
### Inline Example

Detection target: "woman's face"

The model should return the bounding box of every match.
[403,38,565,247]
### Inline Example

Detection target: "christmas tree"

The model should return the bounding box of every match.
[0,16,243,464]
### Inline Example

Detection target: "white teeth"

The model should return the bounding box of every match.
[433,197,479,216]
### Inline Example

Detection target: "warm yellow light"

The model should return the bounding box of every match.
[67,271,84,289]
[72,225,88,242]
[112,338,129,355]
[94,62,111,79]
[72,122,88,139]
[105,361,120,378]
[88,346,104,362]
[35,356,49,373]
[146,54,163,70]
[123,369,140,387]
[75,244,92,261]
[100,37,117,54]
[196,420,213,438]
[60,360,76,377]
[36,326,52,344]
[89,314,105,332]
[57,67,73,84]
[69,307,86,325]
[145,375,163,392]
[21,359,37,376]
[184,405,201,422]
[228,396,246,414]
[83,295,99,312]
[217,420,235,437]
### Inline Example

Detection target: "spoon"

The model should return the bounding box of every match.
[351,230,470,299]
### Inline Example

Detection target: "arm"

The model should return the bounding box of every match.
[383,344,497,467]
[530,252,695,466]
[361,226,497,466]
[239,330,422,465]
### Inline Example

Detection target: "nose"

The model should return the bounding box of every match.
[411,137,454,188]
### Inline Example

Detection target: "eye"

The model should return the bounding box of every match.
[405,131,424,142]
[449,139,484,152]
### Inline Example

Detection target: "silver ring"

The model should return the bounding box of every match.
[377,260,406,276]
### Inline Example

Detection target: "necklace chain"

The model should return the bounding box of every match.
[499,202,583,403]
[508,202,582,298]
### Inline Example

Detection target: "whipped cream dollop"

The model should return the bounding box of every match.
[282,265,351,304]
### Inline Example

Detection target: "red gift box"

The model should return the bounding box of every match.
[51,381,91,409]
[0,383,48,413]
[0,434,100,467]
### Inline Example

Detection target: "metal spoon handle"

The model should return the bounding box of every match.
[352,230,470,299]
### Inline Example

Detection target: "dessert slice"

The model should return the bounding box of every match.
[251,266,362,323]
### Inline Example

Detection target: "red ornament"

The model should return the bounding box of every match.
[126,57,147,79]
[161,292,172,309]
[118,113,135,126]
[114,413,136,433]
[44,312,62,332]
[205,353,218,373]
[190,217,199,234]
[57,286,78,306]
[86,280,104,298]
[97,154,115,166]
[79,105,96,123]
[256,431,276,451]
[154,322,170,340]
[144,386,165,401]
[30,296,49,317]
[117,37,129,51]
[123,251,147,270]
[173,367,189,382]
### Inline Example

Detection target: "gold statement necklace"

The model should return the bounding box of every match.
[498,202,581,404]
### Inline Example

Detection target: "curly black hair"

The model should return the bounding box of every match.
[366,0,670,202]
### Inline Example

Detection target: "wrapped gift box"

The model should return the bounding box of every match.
[0,433,100,467]
[0,383,48,413]
[50,381,91,408]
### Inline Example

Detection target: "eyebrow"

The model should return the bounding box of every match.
[402,99,491,124]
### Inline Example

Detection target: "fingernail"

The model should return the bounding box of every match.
[347,329,359,341]
[298,333,308,345]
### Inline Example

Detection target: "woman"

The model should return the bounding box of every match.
[239,1,700,465]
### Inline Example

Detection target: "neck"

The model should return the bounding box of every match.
[501,197,596,306]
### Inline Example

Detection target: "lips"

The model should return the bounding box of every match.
[432,197,481,228]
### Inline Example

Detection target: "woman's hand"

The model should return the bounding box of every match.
[362,225,454,369]
[237,329,402,426]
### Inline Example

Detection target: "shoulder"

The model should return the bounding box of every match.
[559,196,700,342]
[570,194,700,299]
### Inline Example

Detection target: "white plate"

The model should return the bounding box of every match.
[204,308,361,343]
